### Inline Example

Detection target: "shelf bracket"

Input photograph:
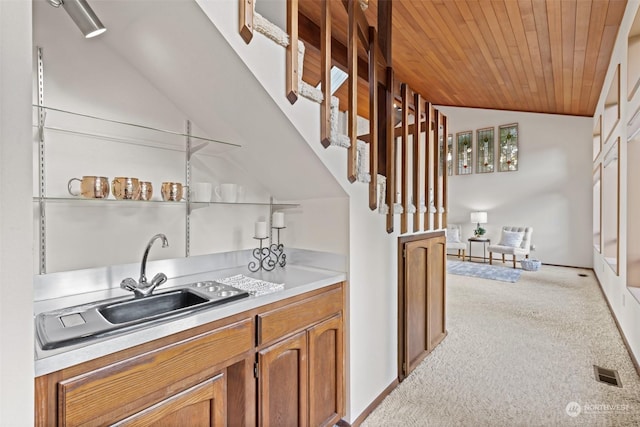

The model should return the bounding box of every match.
[190,141,207,156]
[37,47,47,274]
[185,120,191,257]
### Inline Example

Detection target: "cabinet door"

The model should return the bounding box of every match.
[112,372,226,427]
[308,314,344,427]
[258,331,308,427]
[399,235,447,380]
[427,238,447,351]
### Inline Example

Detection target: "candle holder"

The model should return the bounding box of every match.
[269,226,287,268]
[248,198,287,272]
[248,237,277,272]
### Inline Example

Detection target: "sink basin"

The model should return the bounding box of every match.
[99,289,208,324]
[36,281,249,350]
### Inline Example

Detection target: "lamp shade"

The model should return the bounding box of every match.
[470,211,488,224]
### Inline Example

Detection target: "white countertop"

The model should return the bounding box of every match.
[34,251,346,377]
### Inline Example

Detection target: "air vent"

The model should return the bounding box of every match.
[594,365,622,387]
[579,273,588,277]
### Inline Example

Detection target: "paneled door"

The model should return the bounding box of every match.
[398,232,447,381]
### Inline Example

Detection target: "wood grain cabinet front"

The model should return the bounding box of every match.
[257,285,345,427]
[111,372,226,427]
[35,282,346,427]
[38,318,253,426]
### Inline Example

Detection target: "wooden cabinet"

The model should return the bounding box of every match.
[35,282,345,427]
[257,288,344,427]
[308,315,344,427]
[258,331,308,427]
[112,373,226,426]
[398,232,447,381]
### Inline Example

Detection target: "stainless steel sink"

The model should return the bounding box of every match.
[98,289,209,324]
[36,281,249,350]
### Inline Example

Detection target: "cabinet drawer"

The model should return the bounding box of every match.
[257,287,343,346]
[58,318,252,426]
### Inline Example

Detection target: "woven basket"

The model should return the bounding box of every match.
[520,259,541,271]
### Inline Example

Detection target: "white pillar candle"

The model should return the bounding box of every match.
[272,212,285,228]
[255,221,268,238]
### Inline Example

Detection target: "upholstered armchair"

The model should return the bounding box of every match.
[446,224,466,260]
[488,226,533,268]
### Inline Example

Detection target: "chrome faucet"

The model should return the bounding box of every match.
[121,233,169,298]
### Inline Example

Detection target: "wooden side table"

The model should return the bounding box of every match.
[468,237,490,263]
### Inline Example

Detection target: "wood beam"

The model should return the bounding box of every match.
[368,26,378,210]
[298,13,370,84]
[433,109,441,230]
[386,67,395,233]
[358,121,428,144]
[286,0,299,104]
[401,84,410,234]
[340,0,370,47]
[424,102,433,230]
[413,93,422,232]
[347,0,358,183]
[442,114,449,228]
[239,0,253,44]
[320,0,331,148]
[378,0,392,62]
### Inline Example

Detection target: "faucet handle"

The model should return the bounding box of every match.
[120,277,138,292]
[150,272,168,289]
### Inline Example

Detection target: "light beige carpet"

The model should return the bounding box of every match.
[361,263,640,426]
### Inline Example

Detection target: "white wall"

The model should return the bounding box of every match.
[32,0,349,273]
[439,106,593,268]
[593,0,640,368]
[0,1,34,425]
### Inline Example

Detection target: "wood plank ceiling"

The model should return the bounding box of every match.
[298,0,628,118]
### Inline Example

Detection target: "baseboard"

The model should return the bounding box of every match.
[592,269,640,378]
[350,378,400,427]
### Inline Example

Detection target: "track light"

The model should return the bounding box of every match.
[47,0,106,39]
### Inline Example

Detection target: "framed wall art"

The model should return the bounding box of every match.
[456,131,472,175]
[476,127,494,173]
[498,123,518,172]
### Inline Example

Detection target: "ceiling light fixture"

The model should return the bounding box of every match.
[47,0,106,39]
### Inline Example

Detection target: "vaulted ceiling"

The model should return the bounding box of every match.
[299,0,628,118]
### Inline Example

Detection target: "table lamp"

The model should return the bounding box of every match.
[470,211,488,237]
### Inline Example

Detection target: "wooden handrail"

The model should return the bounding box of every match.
[286,0,299,104]
[413,93,422,232]
[239,0,253,44]
[236,0,450,235]
[320,0,331,148]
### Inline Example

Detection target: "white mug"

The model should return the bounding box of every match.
[215,183,237,203]
[191,182,212,202]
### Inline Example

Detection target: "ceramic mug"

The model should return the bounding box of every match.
[67,176,110,199]
[190,182,212,202]
[215,183,237,203]
[161,182,183,201]
[111,177,141,200]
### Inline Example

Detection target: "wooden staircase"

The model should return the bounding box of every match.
[239,0,449,234]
